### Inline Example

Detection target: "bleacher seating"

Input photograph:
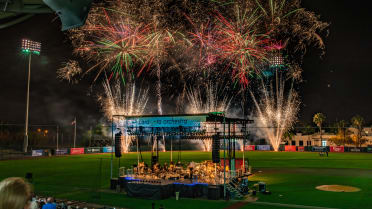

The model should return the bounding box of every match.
[32,196,118,209]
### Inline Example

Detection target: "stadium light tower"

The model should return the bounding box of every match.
[21,39,41,153]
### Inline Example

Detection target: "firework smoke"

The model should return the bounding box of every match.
[250,72,299,151]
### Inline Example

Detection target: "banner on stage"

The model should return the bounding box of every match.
[70,148,85,155]
[125,115,207,128]
[220,158,244,170]
[297,146,305,152]
[257,145,271,151]
[244,145,255,151]
[32,150,43,157]
[56,149,68,155]
[330,146,344,152]
[285,145,297,152]
[103,146,113,153]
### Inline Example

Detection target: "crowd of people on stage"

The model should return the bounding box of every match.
[135,161,185,175]
[129,160,239,184]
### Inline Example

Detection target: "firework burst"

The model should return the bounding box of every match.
[213,8,270,87]
[57,60,82,84]
[68,1,178,83]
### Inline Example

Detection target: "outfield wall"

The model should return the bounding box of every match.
[27,145,372,158]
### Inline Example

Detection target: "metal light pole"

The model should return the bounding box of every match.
[73,117,77,148]
[21,39,41,153]
[223,114,226,199]
[56,125,59,150]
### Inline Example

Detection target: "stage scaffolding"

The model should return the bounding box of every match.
[111,112,253,199]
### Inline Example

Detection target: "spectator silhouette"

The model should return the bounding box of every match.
[42,197,56,209]
[0,177,32,209]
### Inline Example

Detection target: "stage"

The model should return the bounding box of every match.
[110,113,253,200]
[119,176,223,200]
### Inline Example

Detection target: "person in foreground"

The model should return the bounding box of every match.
[0,177,32,209]
[42,197,56,209]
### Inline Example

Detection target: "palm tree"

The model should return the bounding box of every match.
[313,113,326,146]
[351,115,365,147]
[282,129,295,144]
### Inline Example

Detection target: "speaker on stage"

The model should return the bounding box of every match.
[212,134,220,163]
[115,131,122,158]
[110,178,118,190]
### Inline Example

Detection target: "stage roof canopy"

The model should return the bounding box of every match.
[112,112,253,137]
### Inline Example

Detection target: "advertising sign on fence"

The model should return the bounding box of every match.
[298,146,305,152]
[244,145,255,151]
[86,147,101,153]
[312,146,326,152]
[103,146,113,153]
[32,150,43,157]
[70,148,85,155]
[285,145,297,152]
[56,149,68,155]
[350,147,361,152]
[257,145,271,151]
[330,146,344,152]
[368,147,372,153]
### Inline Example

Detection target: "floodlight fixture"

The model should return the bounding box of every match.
[270,54,284,67]
[21,39,41,55]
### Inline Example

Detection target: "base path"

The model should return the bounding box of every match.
[252,201,339,209]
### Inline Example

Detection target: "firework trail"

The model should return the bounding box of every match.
[99,79,149,153]
[187,82,233,151]
[155,62,167,152]
[57,60,82,84]
[250,71,299,151]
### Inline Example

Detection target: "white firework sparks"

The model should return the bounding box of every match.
[99,79,149,153]
[250,72,299,151]
[187,82,233,151]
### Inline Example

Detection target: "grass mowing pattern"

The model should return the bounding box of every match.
[1,151,371,209]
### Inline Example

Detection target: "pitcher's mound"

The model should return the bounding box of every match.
[316,185,360,192]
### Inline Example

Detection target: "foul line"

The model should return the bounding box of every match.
[251,201,339,209]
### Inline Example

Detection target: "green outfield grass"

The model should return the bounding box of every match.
[1,151,371,209]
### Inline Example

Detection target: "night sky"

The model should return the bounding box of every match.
[1,0,372,128]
